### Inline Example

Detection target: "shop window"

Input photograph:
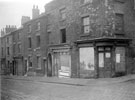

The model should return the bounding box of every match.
[82,16,90,34]
[60,28,66,43]
[79,47,95,78]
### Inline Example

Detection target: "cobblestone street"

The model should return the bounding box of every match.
[1,75,135,100]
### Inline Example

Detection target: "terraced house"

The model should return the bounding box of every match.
[0,0,135,78]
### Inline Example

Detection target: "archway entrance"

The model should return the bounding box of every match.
[47,53,52,77]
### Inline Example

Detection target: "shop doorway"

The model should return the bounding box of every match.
[98,47,112,78]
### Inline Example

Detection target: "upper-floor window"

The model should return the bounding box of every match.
[28,25,31,33]
[60,8,66,20]
[28,37,32,48]
[82,0,93,4]
[1,47,3,56]
[47,24,52,32]
[36,22,40,30]
[36,35,40,47]
[18,32,21,40]
[134,0,135,9]
[82,16,90,34]
[7,47,10,55]
[7,37,9,44]
[18,43,21,53]
[13,44,16,54]
[60,28,66,43]
[115,13,124,33]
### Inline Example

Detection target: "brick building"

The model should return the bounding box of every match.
[0,0,135,78]
[44,0,135,78]
[0,25,17,75]
[12,27,24,76]
[22,6,48,76]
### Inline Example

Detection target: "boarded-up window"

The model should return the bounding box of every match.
[115,47,125,72]
[79,47,95,78]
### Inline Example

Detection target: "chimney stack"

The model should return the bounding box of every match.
[21,16,30,26]
[32,5,40,19]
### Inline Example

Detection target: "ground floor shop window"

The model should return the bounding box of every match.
[53,52,71,78]
[115,47,125,73]
[79,47,95,78]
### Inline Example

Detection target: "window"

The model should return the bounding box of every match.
[36,22,40,30]
[13,44,16,54]
[79,47,95,78]
[134,0,135,9]
[36,35,40,47]
[115,13,124,33]
[47,24,51,32]
[1,47,3,56]
[48,32,52,44]
[82,0,93,4]
[18,43,21,53]
[7,37,9,44]
[18,33,21,40]
[60,28,66,43]
[105,0,108,6]
[37,56,41,69]
[28,56,32,68]
[28,25,31,33]
[82,16,90,34]
[28,37,32,48]
[60,8,66,20]
[7,47,10,55]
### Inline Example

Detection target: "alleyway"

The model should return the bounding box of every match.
[1,75,135,100]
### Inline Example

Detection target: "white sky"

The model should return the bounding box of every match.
[0,0,53,32]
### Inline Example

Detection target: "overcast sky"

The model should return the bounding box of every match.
[0,0,52,33]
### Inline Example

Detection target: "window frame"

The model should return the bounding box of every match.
[60,28,66,43]
[60,8,66,20]
[82,16,90,34]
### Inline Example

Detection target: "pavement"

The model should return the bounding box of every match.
[1,74,135,86]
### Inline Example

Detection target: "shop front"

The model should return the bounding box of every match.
[77,37,131,78]
[47,45,71,78]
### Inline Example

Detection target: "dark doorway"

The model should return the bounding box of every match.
[98,47,112,78]
[47,53,52,77]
